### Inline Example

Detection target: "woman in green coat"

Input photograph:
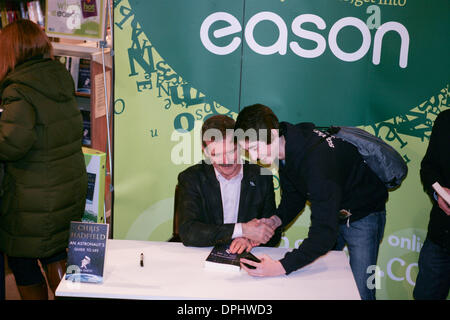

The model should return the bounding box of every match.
[0,20,87,299]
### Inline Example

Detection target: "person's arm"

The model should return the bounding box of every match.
[420,111,450,215]
[279,162,342,275]
[420,112,446,199]
[276,169,307,228]
[177,171,235,247]
[260,174,282,247]
[0,86,37,161]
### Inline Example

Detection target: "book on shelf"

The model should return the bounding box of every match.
[0,1,44,30]
[65,221,108,283]
[54,55,81,91]
[432,182,450,206]
[69,56,80,92]
[81,110,91,146]
[204,244,261,272]
[0,1,9,27]
[77,58,91,95]
[27,0,44,29]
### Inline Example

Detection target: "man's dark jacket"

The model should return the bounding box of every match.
[420,109,450,250]
[277,122,388,274]
[177,161,281,247]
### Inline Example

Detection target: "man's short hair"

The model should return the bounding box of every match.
[234,104,279,144]
[201,115,236,147]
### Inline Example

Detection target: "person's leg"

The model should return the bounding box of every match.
[7,256,48,300]
[340,211,386,300]
[0,252,5,300]
[41,251,67,295]
[413,237,450,300]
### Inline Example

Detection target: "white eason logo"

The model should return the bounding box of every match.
[200,11,409,68]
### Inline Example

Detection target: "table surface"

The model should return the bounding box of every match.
[56,239,360,300]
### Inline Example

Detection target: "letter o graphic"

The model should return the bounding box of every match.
[328,17,371,62]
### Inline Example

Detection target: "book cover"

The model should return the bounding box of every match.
[81,110,91,146]
[204,244,261,272]
[65,221,108,283]
[77,58,91,94]
[81,0,98,18]
[432,182,450,206]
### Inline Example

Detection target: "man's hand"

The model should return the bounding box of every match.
[229,237,253,254]
[242,219,275,244]
[437,187,450,216]
[260,215,282,230]
[240,254,286,277]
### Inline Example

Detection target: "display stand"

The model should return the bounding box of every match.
[49,0,114,225]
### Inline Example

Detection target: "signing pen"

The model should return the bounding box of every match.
[140,252,144,267]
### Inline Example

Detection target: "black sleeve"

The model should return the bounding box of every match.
[279,161,341,275]
[177,171,234,247]
[259,174,282,247]
[276,169,307,228]
[420,111,447,198]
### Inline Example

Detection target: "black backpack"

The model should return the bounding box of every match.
[316,126,408,189]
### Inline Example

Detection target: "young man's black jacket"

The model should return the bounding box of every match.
[277,122,388,274]
[177,160,281,247]
[420,109,450,250]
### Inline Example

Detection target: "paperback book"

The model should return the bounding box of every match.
[204,244,261,272]
[65,221,108,283]
[77,58,91,94]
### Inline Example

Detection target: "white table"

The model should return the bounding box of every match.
[56,239,360,300]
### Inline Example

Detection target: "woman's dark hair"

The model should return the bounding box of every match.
[234,104,279,144]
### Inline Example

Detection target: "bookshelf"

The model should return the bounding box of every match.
[1,0,113,219]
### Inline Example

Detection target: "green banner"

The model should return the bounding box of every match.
[113,0,449,299]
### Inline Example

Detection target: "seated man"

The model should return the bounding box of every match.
[177,115,281,253]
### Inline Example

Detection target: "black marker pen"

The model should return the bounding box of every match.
[140,252,144,267]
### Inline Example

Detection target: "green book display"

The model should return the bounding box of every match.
[82,147,106,223]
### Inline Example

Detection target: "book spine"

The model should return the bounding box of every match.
[0,2,8,28]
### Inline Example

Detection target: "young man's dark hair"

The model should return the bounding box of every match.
[234,104,279,144]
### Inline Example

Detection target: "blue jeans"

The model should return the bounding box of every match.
[333,211,386,300]
[413,237,450,300]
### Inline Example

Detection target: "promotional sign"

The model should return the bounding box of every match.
[46,0,106,40]
[113,0,449,299]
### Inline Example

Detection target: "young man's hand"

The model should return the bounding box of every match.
[437,187,450,215]
[260,215,282,229]
[242,219,275,244]
[240,254,286,277]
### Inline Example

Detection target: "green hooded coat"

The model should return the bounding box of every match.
[0,57,87,258]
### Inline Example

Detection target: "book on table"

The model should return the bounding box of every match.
[204,244,261,272]
[65,221,108,283]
